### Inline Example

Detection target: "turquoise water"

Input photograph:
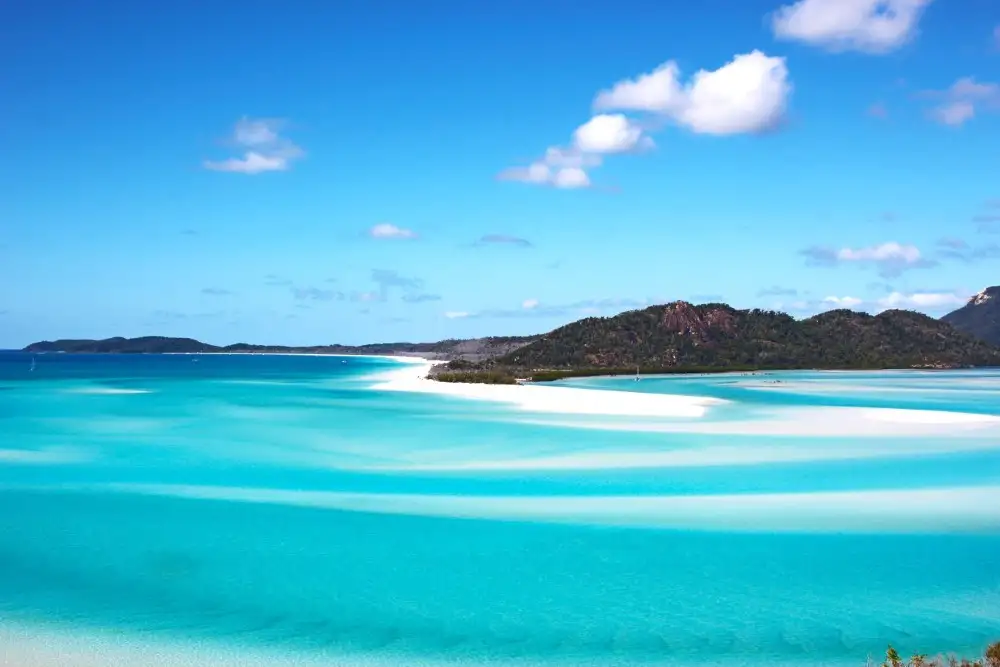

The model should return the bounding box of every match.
[1,352,999,666]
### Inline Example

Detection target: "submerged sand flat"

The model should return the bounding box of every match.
[1,355,999,666]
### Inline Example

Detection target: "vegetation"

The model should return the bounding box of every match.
[434,370,520,384]
[877,640,1000,667]
[436,302,1000,383]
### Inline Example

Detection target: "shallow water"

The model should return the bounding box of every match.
[1,352,999,666]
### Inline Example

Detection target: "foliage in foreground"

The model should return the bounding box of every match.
[878,641,1000,667]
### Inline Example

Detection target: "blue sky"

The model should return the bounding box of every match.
[2,0,999,347]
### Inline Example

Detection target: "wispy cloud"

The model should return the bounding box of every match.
[867,102,889,119]
[201,287,233,296]
[757,286,798,297]
[937,239,1000,263]
[401,293,442,303]
[877,290,968,310]
[475,234,533,248]
[368,223,417,240]
[920,77,1000,127]
[771,0,932,53]
[445,297,650,321]
[975,214,1000,233]
[291,287,344,302]
[775,290,968,315]
[204,117,304,174]
[265,274,293,287]
[801,241,936,277]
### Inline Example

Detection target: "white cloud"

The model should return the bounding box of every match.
[877,291,967,309]
[522,298,539,310]
[932,101,976,126]
[205,117,304,174]
[444,311,469,319]
[552,167,591,189]
[924,77,1000,127]
[822,296,863,308]
[573,114,648,153]
[771,0,932,53]
[501,50,789,188]
[368,223,417,239]
[802,241,935,277]
[498,161,591,189]
[836,242,921,263]
[594,62,685,114]
[594,51,791,135]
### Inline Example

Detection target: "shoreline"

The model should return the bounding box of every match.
[371,359,725,418]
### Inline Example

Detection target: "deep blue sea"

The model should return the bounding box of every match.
[1,352,999,667]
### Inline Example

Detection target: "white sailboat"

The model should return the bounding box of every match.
[30,356,36,372]
[634,366,640,381]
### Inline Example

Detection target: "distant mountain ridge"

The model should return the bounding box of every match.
[23,335,537,361]
[24,300,1000,383]
[942,286,1000,346]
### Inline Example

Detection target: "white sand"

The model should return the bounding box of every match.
[0,623,424,667]
[350,437,1000,472]
[370,361,725,418]
[100,482,1000,534]
[523,404,1000,437]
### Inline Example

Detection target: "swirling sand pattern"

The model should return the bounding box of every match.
[0,352,998,666]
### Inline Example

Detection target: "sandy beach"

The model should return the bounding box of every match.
[370,360,726,418]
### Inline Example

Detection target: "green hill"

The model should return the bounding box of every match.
[436,302,1000,383]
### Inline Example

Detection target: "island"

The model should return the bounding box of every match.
[431,301,1000,384]
[23,297,1000,385]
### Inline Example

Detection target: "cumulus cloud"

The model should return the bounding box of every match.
[475,234,533,248]
[922,77,1000,127]
[444,311,470,319]
[801,241,935,277]
[204,117,304,174]
[500,51,789,188]
[771,0,932,53]
[572,114,650,153]
[522,298,540,310]
[594,51,791,135]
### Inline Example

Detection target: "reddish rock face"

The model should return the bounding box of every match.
[658,302,736,340]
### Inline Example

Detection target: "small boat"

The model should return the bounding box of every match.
[634,366,640,381]
[30,356,36,372]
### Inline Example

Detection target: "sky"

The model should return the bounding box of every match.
[2,0,999,347]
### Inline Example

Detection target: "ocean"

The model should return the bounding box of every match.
[1,351,998,666]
